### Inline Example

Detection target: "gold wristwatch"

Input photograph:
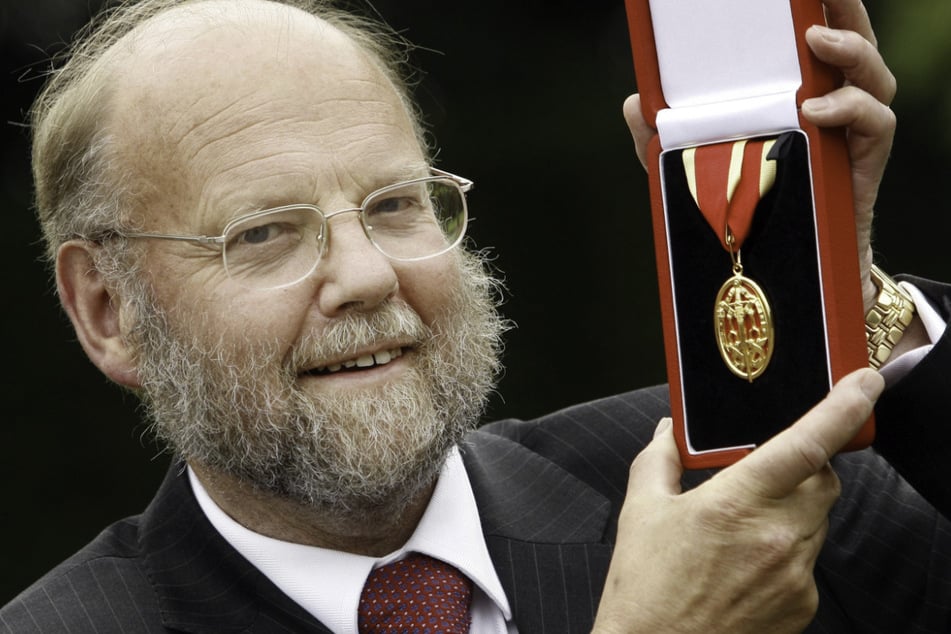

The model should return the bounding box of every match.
[865,265,916,369]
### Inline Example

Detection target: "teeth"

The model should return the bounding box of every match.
[313,347,405,374]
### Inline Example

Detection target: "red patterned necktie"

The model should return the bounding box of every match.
[358,553,473,633]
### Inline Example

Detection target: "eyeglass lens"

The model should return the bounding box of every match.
[221,177,466,289]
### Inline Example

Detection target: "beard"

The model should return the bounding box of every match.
[123,250,507,525]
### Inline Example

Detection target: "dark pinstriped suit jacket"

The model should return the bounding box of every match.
[3,277,950,633]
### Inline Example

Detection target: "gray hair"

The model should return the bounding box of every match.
[30,0,428,272]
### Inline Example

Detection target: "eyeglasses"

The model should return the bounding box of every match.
[116,168,472,290]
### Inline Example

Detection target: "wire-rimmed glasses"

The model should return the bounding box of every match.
[117,168,472,290]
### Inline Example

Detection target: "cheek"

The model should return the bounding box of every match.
[395,255,462,326]
[150,263,311,348]
[212,285,313,344]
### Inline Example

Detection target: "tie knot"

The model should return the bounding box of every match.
[359,553,473,634]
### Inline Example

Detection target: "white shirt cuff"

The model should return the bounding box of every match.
[878,282,945,386]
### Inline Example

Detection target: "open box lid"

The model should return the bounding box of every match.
[653,0,800,149]
[630,0,840,151]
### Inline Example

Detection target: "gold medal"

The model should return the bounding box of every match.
[683,139,778,381]
[714,231,774,382]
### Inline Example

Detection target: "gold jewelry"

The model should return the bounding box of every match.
[865,265,915,369]
[683,139,778,382]
[714,230,774,382]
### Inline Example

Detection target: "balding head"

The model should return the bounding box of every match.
[31,0,424,268]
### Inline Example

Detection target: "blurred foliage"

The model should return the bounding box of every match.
[873,0,951,146]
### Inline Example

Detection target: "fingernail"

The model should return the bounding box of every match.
[810,24,842,43]
[654,417,673,438]
[802,96,831,114]
[859,369,885,401]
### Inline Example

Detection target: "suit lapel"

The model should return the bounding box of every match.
[141,430,619,634]
[140,463,333,634]
[461,430,615,634]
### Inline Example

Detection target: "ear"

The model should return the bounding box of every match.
[56,240,141,388]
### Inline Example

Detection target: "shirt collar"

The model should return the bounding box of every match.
[189,447,511,634]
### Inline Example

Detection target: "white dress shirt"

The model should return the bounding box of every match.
[190,447,515,634]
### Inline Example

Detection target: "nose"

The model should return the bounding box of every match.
[313,209,398,316]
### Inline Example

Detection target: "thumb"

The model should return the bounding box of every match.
[622,93,654,170]
[627,418,684,496]
[726,368,883,499]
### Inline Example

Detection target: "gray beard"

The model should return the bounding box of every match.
[125,250,506,525]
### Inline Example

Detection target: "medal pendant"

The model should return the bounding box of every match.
[714,271,774,382]
[683,140,779,382]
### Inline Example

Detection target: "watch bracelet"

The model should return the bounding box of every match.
[865,265,916,369]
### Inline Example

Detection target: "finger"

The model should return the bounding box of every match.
[801,84,895,225]
[804,25,896,104]
[800,86,896,160]
[627,418,684,497]
[622,93,654,169]
[821,0,876,46]
[724,368,883,499]
[779,464,843,532]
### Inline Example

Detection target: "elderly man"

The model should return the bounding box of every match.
[3,0,949,632]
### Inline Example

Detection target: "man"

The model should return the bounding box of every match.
[2,0,949,633]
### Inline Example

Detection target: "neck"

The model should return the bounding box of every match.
[188,462,435,556]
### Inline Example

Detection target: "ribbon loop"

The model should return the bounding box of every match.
[682,138,777,251]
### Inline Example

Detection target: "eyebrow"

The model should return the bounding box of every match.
[367,161,432,188]
[226,162,434,217]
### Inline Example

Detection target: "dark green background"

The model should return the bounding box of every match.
[3,0,949,603]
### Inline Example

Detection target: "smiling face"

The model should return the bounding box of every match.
[100,1,505,520]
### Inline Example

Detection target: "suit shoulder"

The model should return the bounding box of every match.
[0,516,165,633]
[480,385,670,447]
[471,386,672,503]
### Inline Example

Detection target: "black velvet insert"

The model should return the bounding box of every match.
[662,130,830,452]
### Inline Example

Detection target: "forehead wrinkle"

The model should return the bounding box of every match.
[184,116,412,206]
[170,81,312,157]
[180,112,299,170]
[177,86,408,164]
[324,122,416,155]
[195,150,316,209]
[181,91,417,178]
[171,92,261,161]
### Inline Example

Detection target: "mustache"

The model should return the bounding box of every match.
[287,300,431,372]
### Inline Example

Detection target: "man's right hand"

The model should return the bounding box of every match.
[593,368,884,634]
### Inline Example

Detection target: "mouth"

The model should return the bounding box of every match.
[303,346,408,376]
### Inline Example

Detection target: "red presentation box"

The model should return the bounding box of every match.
[624,0,874,469]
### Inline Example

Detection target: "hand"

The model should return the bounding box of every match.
[622,0,896,312]
[801,0,896,311]
[592,368,884,634]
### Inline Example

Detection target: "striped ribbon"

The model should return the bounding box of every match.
[682,138,777,251]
